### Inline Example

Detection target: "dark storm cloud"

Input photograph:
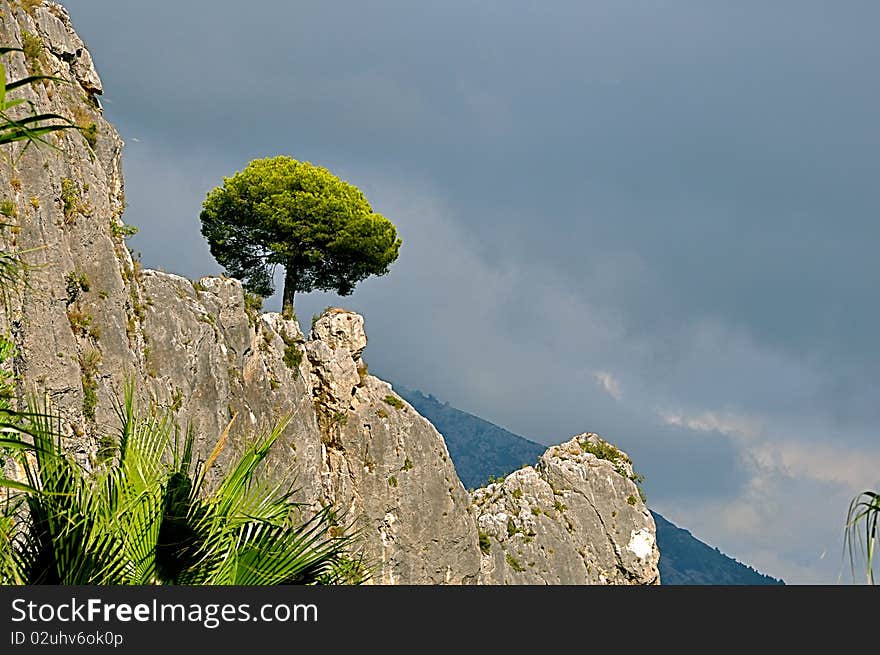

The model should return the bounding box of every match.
[61,1,880,581]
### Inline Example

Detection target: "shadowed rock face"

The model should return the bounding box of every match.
[472,435,660,585]
[2,1,658,585]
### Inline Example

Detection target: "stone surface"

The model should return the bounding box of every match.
[472,434,660,585]
[1,2,658,586]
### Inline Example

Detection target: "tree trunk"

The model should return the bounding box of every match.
[281,265,297,318]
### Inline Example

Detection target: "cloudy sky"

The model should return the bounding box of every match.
[63,0,879,583]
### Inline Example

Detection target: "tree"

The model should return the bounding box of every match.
[0,386,368,585]
[200,156,401,315]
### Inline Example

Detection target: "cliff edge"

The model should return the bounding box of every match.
[1,1,658,585]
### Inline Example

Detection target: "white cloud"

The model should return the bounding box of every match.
[659,409,762,440]
[593,370,622,401]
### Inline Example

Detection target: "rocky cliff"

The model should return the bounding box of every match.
[0,1,658,584]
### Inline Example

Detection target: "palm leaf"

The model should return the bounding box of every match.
[845,491,880,584]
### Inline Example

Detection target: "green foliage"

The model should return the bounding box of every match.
[79,349,100,420]
[80,121,97,149]
[66,307,92,336]
[110,221,138,239]
[0,47,76,151]
[478,531,491,555]
[64,270,89,304]
[401,457,413,472]
[579,435,646,501]
[243,290,263,318]
[845,491,879,584]
[487,474,505,485]
[0,199,15,218]
[199,156,401,310]
[0,386,365,585]
[626,495,637,506]
[382,395,404,410]
[0,334,15,407]
[506,517,517,537]
[511,488,523,500]
[505,553,525,573]
[283,344,302,369]
[387,475,398,488]
[60,178,78,218]
[20,31,41,62]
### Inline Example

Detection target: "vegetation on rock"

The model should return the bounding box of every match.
[200,156,401,315]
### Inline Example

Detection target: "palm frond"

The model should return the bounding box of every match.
[845,490,880,584]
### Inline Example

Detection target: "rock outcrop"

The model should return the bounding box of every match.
[1,1,658,585]
[472,435,659,584]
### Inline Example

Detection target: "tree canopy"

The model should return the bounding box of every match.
[200,156,401,313]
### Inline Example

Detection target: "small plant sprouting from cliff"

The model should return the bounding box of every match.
[243,290,263,324]
[67,307,92,337]
[60,178,78,220]
[506,517,518,537]
[81,121,97,149]
[72,106,98,149]
[279,329,302,370]
[479,531,491,555]
[579,435,646,500]
[79,348,101,421]
[110,221,138,239]
[387,475,398,488]
[511,488,523,500]
[64,270,90,304]
[20,30,42,62]
[29,196,39,210]
[401,457,413,472]
[505,553,526,573]
[486,474,505,485]
[283,344,302,369]
[627,495,637,506]
[383,394,404,410]
[0,199,15,218]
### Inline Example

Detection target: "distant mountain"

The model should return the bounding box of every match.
[650,512,783,585]
[396,386,546,490]
[396,385,784,585]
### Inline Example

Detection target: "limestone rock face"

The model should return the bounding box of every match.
[472,435,660,585]
[306,310,480,584]
[2,2,657,586]
[1,1,132,466]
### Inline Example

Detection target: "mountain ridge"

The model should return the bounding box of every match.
[395,384,783,585]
